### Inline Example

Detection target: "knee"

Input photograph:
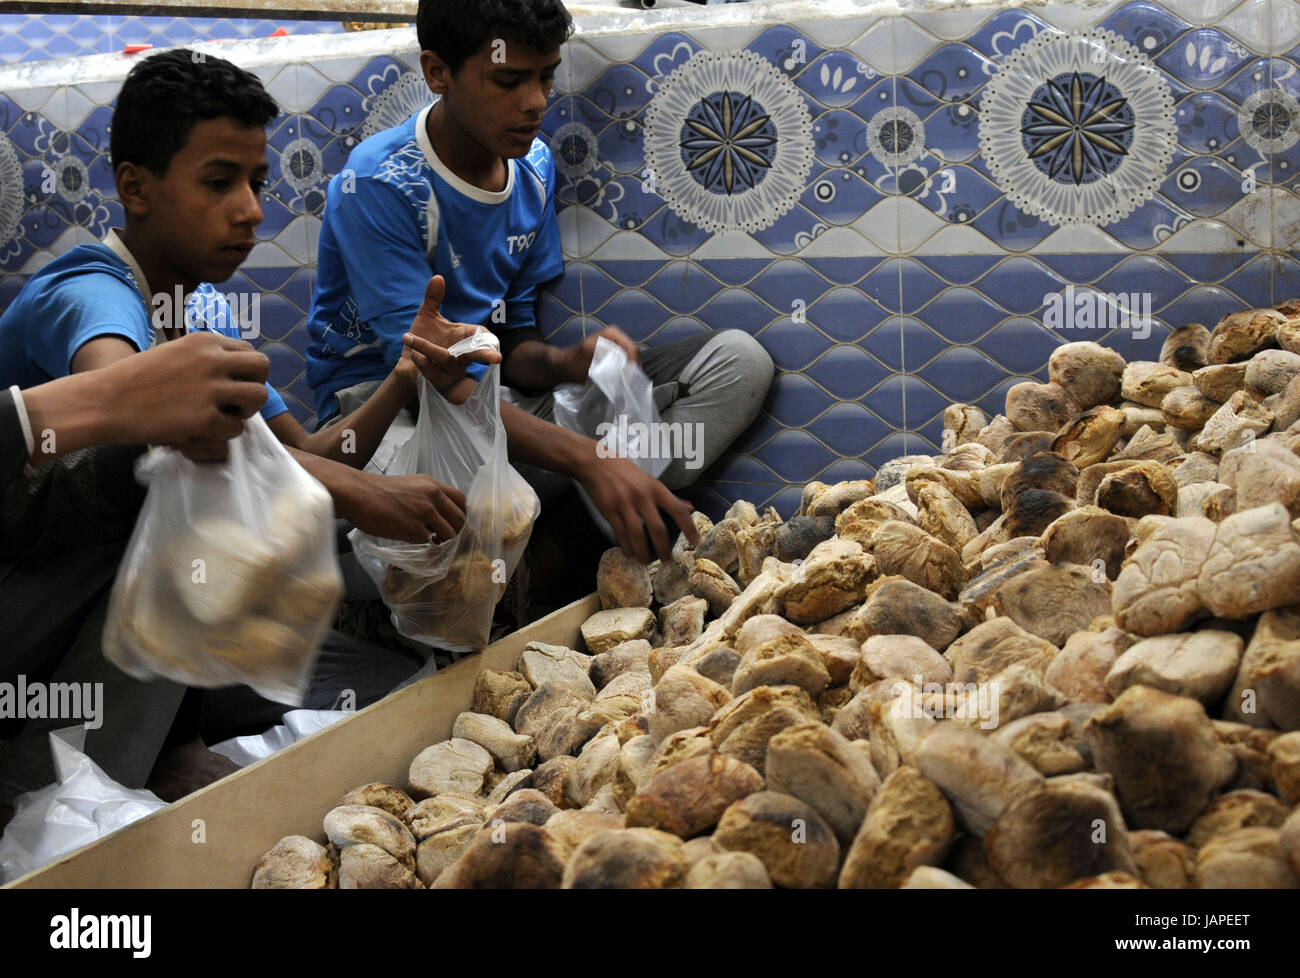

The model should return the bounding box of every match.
[714,330,775,400]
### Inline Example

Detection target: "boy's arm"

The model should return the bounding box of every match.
[401,327,699,562]
[501,325,641,393]
[280,277,498,465]
[268,368,414,466]
[69,335,141,374]
[65,332,464,543]
[20,333,268,469]
[282,446,465,544]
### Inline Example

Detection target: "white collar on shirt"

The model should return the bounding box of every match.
[415,104,514,205]
[102,228,153,303]
[103,229,171,348]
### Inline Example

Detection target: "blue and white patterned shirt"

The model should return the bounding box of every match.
[305,105,563,420]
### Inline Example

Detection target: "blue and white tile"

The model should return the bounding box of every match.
[906,43,995,103]
[745,25,825,80]
[1219,0,1287,55]
[803,343,893,400]
[1099,1,1193,59]
[798,50,879,109]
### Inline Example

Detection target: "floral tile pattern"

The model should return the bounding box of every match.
[0,3,1297,517]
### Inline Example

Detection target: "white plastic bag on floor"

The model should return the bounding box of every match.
[350,333,539,652]
[102,413,343,705]
[207,708,349,767]
[0,727,167,884]
[553,336,669,538]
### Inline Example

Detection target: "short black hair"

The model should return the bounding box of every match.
[417,0,573,74]
[110,48,279,176]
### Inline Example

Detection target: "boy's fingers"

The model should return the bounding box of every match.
[210,333,257,353]
[425,511,456,543]
[458,349,502,366]
[204,408,246,441]
[641,499,673,563]
[221,350,271,384]
[178,437,230,464]
[420,275,446,315]
[403,333,454,367]
[615,506,650,565]
[438,495,466,534]
[217,380,270,418]
[661,489,699,546]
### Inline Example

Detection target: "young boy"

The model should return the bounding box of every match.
[0,49,485,814]
[0,49,486,544]
[307,0,771,565]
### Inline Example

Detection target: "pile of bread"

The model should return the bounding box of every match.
[251,304,1300,887]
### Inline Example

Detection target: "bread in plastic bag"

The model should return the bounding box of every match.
[552,336,668,540]
[350,339,539,653]
[101,413,342,705]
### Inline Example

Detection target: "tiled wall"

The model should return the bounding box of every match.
[1,1,1298,518]
[0,13,342,64]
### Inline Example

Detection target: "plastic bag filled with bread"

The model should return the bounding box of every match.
[102,413,342,705]
[351,336,540,653]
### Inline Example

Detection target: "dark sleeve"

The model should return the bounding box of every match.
[0,443,147,560]
[0,387,30,486]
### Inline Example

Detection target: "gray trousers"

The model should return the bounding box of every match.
[334,329,775,503]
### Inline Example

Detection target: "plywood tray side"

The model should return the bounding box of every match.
[8,594,599,889]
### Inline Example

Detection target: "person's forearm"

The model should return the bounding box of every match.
[285,445,365,522]
[502,339,574,393]
[500,400,598,479]
[296,368,414,467]
[19,371,119,466]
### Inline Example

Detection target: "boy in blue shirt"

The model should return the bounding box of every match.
[0,50,487,817]
[308,0,773,566]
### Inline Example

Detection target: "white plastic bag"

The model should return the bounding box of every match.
[350,337,539,653]
[0,727,167,884]
[207,708,349,768]
[553,336,668,538]
[102,413,342,705]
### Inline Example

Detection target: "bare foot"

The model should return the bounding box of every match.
[146,738,241,803]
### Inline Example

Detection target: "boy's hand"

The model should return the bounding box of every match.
[559,326,640,385]
[574,453,698,564]
[348,471,468,544]
[113,332,269,463]
[400,275,501,395]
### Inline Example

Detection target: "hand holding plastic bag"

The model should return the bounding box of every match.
[553,336,668,539]
[351,333,539,653]
[102,413,342,705]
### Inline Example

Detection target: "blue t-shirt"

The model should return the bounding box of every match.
[306,105,564,420]
[0,242,287,420]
